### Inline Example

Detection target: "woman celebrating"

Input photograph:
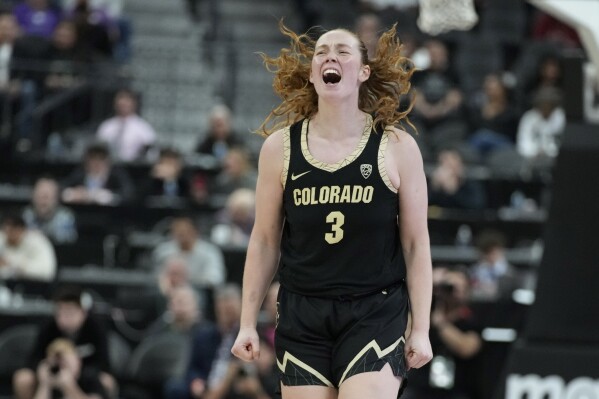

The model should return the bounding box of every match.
[231,23,433,399]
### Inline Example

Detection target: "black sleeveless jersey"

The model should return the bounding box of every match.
[279,116,407,297]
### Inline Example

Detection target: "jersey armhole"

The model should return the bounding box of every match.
[281,125,291,189]
[378,128,398,194]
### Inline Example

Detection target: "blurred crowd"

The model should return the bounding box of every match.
[0,0,587,398]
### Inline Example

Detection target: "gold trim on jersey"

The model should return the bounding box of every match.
[301,114,373,173]
[281,125,291,188]
[338,336,406,385]
[277,351,335,387]
[378,130,398,193]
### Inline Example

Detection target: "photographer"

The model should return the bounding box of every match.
[13,286,115,399]
[34,339,108,399]
[404,266,483,399]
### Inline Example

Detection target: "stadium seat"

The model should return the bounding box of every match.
[125,332,189,387]
[0,324,39,382]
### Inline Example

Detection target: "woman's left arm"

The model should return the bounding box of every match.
[390,129,433,369]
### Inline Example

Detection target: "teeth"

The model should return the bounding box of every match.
[323,69,340,76]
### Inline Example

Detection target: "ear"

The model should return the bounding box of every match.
[359,65,370,82]
[309,69,314,84]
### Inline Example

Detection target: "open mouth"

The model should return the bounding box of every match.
[322,68,341,84]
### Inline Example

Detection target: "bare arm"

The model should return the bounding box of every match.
[232,130,285,361]
[389,129,434,369]
[435,323,482,359]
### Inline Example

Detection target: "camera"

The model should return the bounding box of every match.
[49,353,62,375]
[434,282,455,297]
[432,282,456,309]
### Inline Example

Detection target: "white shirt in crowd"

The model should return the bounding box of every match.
[516,107,566,159]
[152,239,226,288]
[0,230,57,281]
[97,115,156,162]
[0,43,13,87]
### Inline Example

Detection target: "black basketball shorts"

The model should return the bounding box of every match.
[275,281,409,389]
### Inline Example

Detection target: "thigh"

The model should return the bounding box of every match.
[275,288,336,388]
[338,363,401,399]
[282,384,338,399]
[332,283,409,386]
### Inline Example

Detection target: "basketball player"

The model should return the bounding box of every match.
[231,23,433,399]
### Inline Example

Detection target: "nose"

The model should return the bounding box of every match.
[325,53,338,63]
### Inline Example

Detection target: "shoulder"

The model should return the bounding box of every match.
[97,117,116,130]
[196,239,222,254]
[385,127,422,163]
[27,230,52,246]
[258,127,290,169]
[261,128,287,155]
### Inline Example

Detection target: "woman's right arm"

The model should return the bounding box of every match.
[231,130,285,362]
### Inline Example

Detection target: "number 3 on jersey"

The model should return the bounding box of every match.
[325,211,345,244]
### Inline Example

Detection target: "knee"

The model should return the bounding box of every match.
[13,368,36,398]
[99,372,118,399]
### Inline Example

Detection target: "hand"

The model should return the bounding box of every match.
[431,307,448,329]
[231,327,260,362]
[36,361,53,387]
[404,330,433,370]
[55,367,77,390]
[190,378,206,398]
[62,187,89,203]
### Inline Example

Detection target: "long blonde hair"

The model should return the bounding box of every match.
[257,22,415,136]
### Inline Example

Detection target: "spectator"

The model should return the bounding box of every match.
[468,73,520,156]
[0,213,56,281]
[531,12,581,49]
[0,13,49,144]
[209,147,257,200]
[403,266,483,399]
[62,142,134,205]
[33,338,108,399]
[516,86,565,160]
[145,285,203,338]
[412,39,464,130]
[143,147,191,201]
[290,0,321,36]
[96,89,156,162]
[164,284,241,399]
[0,13,21,107]
[13,286,116,399]
[22,176,78,244]
[152,216,226,288]
[157,256,192,298]
[38,20,98,140]
[210,188,255,247]
[428,148,486,210]
[257,281,279,349]
[203,335,278,399]
[12,0,61,38]
[521,54,563,107]
[195,104,242,163]
[67,0,114,57]
[355,13,381,60]
[469,230,522,301]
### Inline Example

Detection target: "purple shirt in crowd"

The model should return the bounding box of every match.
[13,3,61,38]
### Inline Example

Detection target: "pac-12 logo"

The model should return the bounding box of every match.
[360,164,372,179]
[506,374,599,399]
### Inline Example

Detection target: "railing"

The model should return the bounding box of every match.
[3,58,132,151]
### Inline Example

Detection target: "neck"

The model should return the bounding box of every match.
[312,100,366,139]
